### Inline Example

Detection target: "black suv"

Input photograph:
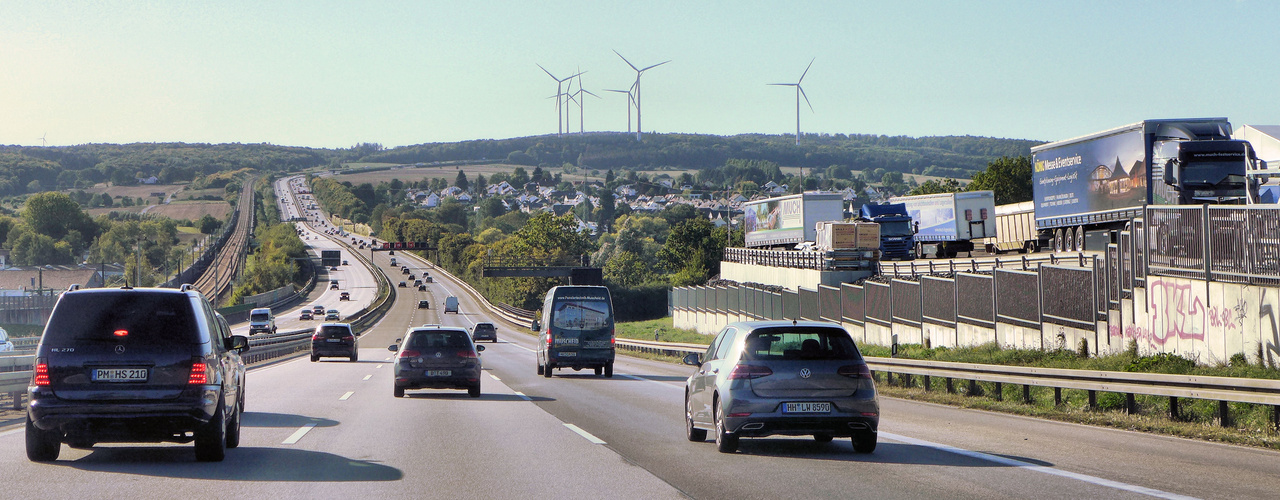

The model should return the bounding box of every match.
[26,286,249,462]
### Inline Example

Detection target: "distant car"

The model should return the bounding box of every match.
[471,322,497,343]
[248,308,277,335]
[0,327,12,352]
[417,299,430,309]
[682,320,879,454]
[398,281,407,288]
[342,260,349,266]
[340,292,350,301]
[389,258,397,267]
[401,267,410,274]
[408,273,416,281]
[325,309,340,321]
[330,280,339,290]
[418,285,427,291]
[388,250,394,255]
[414,279,423,287]
[299,310,313,320]
[330,266,339,271]
[389,326,484,398]
[312,304,325,315]
[426,276,433,283]
[311,323,358,362]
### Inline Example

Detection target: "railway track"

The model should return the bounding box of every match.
[191,178,255,304]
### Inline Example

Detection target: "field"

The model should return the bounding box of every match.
[179,188,226,200]
[86,206,146,217]
[146,201,230,221]
[70,183,188,200]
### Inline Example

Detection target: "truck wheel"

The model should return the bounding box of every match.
[1075,226,1085,252]
[1064,227,1075,252]
[1053,229,1065,252]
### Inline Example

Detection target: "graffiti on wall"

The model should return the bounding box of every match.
[1109,279,1210,347]
[1263,289,1279,368]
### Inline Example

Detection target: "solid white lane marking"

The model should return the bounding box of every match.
[513,391,531,401]
[619,373,683,391]
[508,343,535,352]
[339,391,354,401]
[362,374,372,381]
[564,423,606,445]
[489,373,501,381]
[282,423,317,445]
[879,432,1198,500]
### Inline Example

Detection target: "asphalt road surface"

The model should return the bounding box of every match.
[3,182,1279,498]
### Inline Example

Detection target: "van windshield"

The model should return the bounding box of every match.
[250,313,270,322]
[551,297,612,330]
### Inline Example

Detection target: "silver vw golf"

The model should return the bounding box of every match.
[683,320,879,453]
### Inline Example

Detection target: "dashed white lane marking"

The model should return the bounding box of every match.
[362,374,372,381]
[618,373,683,391]
[489,373,501,381]
[282,423,317,445]
[384,357,392,361]
[339,391,354,401]
[375,364,383,369]
[513,391,531,401]
[879,432,1198,500]
[564,423,606,445]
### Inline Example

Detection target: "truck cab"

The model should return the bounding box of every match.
[859,203,916,260]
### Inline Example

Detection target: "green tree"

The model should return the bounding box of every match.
[909,178,965,196]
[198,214,222,234]
[455,170,470,191]
[515,212,593,265]
[22,191,98,242]
[968,155,1033,204]
[658,218,721,286]
[604,250,654,287]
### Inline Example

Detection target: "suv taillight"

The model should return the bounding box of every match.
[188,359,208,384]
[838,364,872,379]
[728,364,773,380]
[34,359,49,386]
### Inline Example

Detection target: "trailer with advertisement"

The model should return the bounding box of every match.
[743,192,844,248]
[889,191,996,258]
[1030,118,1267,252]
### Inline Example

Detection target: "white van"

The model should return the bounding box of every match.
[444,296,459,314]
[248,308,277,335]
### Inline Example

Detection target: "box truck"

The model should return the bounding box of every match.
[1031,118,1268,251]
[743,192,844,248]
[889,191,996,258]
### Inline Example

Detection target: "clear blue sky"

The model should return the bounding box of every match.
[2,0,1277,149]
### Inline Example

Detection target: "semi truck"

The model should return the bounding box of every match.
[1030,118,1268,252]
[743,192,844,248]
[858,203,915,260]
[981,201,1048,254]
[321,250,341,267]
[889,191,996,258]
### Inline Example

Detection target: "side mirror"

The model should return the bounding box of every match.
[387,344,399,352]
[682,353,701,366]
[476,345,486,352]
[1163,159,1178,186]
[228,335,250,353]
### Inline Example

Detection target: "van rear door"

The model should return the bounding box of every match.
[548,290,613,361]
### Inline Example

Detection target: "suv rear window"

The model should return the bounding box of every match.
[407,330,470,349]
[320,325,352,338]
[742,327,862,361]
[45,292,200,345]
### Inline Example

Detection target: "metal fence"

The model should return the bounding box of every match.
[995,269,1040,329]
[891,279,922,327]
[921,276,956,327]
[956,273,994,328]
[723,247,825,270]
[1146,205,1280,286]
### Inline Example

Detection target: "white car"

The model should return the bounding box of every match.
[0,327,13,352]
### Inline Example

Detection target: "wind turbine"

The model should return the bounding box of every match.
[38,133,47,147]
[769,58,815,146]
[537,64,581,137]
[568,72,600,134]
[613,50,668,141]
[603,88,635,133]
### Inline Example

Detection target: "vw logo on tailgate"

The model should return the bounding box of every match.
[798,368,811,379]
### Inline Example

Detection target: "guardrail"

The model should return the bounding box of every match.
[394,250,535,330]
[879,252,1094,277]
[2,354,35,409]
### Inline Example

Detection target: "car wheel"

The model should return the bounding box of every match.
[311,353,318,362]
[25,416,61,462]
[194,400,227,462]
[813,433,833,443]
[226,400,242,449]
[536,362,544,375]
[468,383,481,398]
[714,398,738,453]
[594,366,603,376]
[604,361,614,378]
[852,431,877,454]
[350,351,358,362]
[394,386,405,398]
[686,394,707,442]
[543,362,554,378]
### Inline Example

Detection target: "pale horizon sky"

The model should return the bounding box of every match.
[2,1,1278,149]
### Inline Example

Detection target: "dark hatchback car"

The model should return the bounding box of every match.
[311,323,358,362]
[471,322,497,343]
[26,286,249,462]
[389,326,484,398]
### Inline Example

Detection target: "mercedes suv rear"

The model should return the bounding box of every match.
[26,286,249,462]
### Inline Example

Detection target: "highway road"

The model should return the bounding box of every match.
[3,180,1279,498]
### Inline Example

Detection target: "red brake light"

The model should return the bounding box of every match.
[34,360,49,386]
[838,364,872,379]
[188,360,208,385]
[343,335,354,341]
[546,330,553,345]
[113,329,128,337]
[728,364,773,380]
[399,350,420,359]
[456,350,477,359]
